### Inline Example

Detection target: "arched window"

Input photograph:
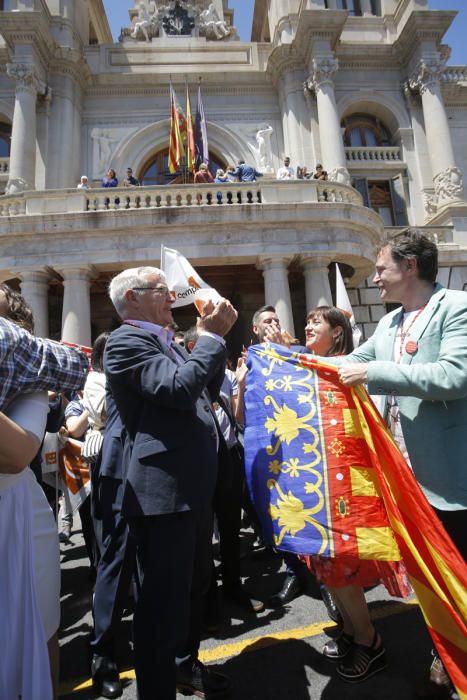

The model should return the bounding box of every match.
[139,148,226,186]
[0,122,11,158]
[342,114,391,148]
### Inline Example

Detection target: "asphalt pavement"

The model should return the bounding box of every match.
[58,526,432,700]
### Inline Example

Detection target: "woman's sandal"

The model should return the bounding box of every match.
[322,632,354,659]
[336,631,387,682]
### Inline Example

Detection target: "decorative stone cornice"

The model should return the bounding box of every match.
[0,9,56,71]
[6,63,46,96]
[305,57,338,95]
[408,57,445,95]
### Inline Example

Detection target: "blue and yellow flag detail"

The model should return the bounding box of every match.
[244,343,399,561]
[244,344,467,699]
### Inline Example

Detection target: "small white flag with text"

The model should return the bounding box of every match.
[335,263,362,348]
[161,244,221,312]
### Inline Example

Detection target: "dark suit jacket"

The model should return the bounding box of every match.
[104,324,227,518]
[99,387,124,481]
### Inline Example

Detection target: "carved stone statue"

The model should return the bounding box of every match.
[120,0,236,42]
[91,129,120,176]
[433,166,464,204]
[131,1,156,42]
[328,166,352,188]
[256,125,274,172]
[245,124,274,173]
[199,3,230,40]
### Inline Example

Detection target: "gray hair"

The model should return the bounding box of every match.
[109,266,166,317]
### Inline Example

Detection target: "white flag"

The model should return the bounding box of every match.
[335,263,362,348]
[161,244,221,312]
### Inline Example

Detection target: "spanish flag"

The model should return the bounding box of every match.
[168,83,185,174]
[186,84,196,174]
[244,344,467,698]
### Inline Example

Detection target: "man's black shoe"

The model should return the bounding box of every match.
[176,660,232,698]
[320,585,342,624]
[91,654,122,699]
[223,582,264,613]
[269,574,303,608]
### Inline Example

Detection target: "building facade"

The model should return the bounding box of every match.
[0,0,466,351]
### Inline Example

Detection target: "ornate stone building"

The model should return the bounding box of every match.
[0,0,466,351]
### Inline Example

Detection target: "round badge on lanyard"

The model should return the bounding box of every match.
[405,340,418,355]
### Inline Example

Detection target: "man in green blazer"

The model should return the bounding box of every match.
[338,231,466,699]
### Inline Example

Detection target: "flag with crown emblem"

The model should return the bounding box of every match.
[244,343,467,700]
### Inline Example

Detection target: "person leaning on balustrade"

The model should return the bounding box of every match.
[194,163,214,184]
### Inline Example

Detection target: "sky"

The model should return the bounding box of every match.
[103,1,467,64]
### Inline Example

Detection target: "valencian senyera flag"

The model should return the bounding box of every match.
[244,344,467,699]
[168,83,186,174]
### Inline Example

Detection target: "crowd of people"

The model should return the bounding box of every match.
[77,167,141,191]
[76,160,328,190]
[0,231,465,700]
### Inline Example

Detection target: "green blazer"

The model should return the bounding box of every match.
[346,283,467,510]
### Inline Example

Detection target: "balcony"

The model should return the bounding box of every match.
[0,179,363,217]
[345,146,403,167]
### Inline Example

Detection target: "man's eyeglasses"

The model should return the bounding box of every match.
[132,286,174,299]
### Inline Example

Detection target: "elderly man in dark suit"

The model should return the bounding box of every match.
[104,266,237,700]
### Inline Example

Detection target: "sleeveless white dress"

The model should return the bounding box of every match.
[0,392,59,700]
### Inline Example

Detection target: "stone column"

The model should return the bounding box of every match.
[6,63,44,194]
[305,57,351,186]
[58,266,93,347]
[19,269,50,338]
[278,71,307,168]
[302,256,332,311]
[409,58,464,206]
[257,257,295,337]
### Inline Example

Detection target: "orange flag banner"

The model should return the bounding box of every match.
[58,438,91,512]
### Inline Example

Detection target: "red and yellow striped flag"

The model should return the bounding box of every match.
[186,84,196,174]
[347,373,467,699]
[168,83,185,174]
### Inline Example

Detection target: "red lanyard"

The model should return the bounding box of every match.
[397,305,426,360]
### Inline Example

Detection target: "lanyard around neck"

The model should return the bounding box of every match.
[396,305,426,361]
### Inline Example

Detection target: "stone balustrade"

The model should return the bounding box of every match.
[442,66,467,83]
[0,158,10,177]
[345,147,401,163]
[0,179,362,217]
